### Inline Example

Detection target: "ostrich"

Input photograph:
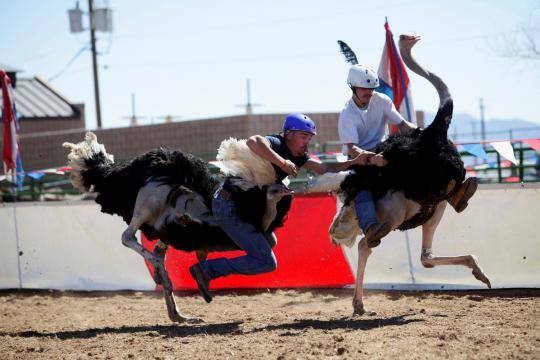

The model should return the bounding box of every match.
[308,35,491,315]
[63,133,291,323]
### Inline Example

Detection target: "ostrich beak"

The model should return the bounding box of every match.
[269,184,294,197]
[399,34,421,45]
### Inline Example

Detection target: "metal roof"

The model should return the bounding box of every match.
[0,76,77,118]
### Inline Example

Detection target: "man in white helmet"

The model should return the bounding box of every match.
[338,64,477,247]
[338,64,417,246]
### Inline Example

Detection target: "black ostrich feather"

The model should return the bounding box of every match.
[340,98,465,229]
[83,147,219,223]
[80,146,291,252]
[337,40,358,65]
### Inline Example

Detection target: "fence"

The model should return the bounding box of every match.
[1,139,539,201]
[1,185,539,290]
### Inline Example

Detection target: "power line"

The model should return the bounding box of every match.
[113,0,434,40]
[48,44,89,82]
[442,27,540,43]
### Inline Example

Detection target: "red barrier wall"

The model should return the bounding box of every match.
[142,193,354,290]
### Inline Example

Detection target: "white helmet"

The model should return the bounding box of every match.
[347,64,379,89]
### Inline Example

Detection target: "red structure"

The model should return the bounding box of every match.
[142,193,354,290]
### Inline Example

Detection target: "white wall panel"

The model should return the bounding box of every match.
[0,206,21,289]
[3,201,154,290]
[1,184,538,290]
[341,184,540,289]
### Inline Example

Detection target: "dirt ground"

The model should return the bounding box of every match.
[0,288,539,359]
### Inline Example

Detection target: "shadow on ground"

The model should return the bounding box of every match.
[1,313,426,340]
[0,321,244,340]
[248,314,424,334]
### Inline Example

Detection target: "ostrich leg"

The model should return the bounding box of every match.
[122,184,202,323]
[262,184,293,231]
[352,237,374,316]
[420,202,491,288]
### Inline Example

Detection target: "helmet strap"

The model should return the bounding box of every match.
[351,87,360,101]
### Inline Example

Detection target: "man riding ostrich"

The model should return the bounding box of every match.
[63,114,369,323]
[308,34,491,316]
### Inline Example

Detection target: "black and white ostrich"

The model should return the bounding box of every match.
[309,35,491,315]
[63,134,292,323]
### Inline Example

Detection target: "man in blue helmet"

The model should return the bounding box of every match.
[189,113,371,302]
[338,64,477,247]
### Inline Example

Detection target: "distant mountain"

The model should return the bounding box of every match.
[423,112,540,143]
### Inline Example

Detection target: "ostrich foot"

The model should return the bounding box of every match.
[168,310,203,324]
[470,255,491,288]
[352,299,377,316]
[472,266,492,288]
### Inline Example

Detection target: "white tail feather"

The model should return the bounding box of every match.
[329,200,362,247]
[216,138,276,189]
[306,171,349,193]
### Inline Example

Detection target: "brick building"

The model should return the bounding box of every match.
[15,112,340,170]
[1,65,423,171]
[12,110,423,171]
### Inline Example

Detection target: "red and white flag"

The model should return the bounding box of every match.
[376,19,416,133]
[1,69,24,189]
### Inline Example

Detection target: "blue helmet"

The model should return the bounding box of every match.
[282,113,317,135]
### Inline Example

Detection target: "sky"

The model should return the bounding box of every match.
[2,0,539,130]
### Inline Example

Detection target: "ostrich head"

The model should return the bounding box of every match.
[267,183,293,201]
[62,132,114,192]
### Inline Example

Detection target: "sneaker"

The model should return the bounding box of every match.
[364,221,392,248]
[449,177,478,213]
[189,263,212,303]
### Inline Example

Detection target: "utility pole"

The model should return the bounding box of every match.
[237,79,261,115]
[68,0,112,129]
[88,0,102,128]
[245,79,253,115]
[128,93,137,126]
[479,97,486,141]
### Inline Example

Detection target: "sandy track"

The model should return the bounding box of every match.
[1,289,539,359]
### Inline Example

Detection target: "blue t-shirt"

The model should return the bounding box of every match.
[265,134,309,182]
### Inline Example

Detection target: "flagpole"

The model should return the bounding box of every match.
[2,69,24,289]
[11,171,23,289]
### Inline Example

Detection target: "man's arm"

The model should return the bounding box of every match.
[303,153,372,175]
[398,120,417,132]
[344,143,388,167]
[246,135,298,176]
[344,143,375,158]
[384,96,417,132]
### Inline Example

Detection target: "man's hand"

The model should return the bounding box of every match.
[351,152,374,166]
[368,153,388,167]
[280,159,298,177]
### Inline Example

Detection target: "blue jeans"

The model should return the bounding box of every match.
[199,188,277,280]
[354,190,378,233]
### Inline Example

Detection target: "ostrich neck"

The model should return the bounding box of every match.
[398,41,451,106]
[262,197,280,232]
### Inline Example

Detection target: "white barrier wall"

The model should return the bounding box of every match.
[0,206,21,288]
[340,184,540,289]
[0,184,539,290]
[0,201,155,290]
